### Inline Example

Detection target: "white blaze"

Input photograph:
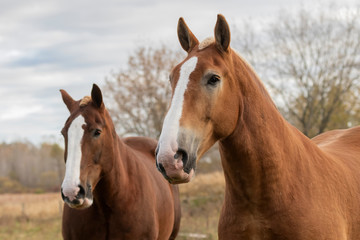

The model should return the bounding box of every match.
[158,57,198,155]
[61,115,85,199]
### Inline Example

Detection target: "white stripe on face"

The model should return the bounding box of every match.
[61,115,85,200]
[158,57,198,154]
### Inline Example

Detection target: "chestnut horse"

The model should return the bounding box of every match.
[156,14,360,239]
[60,84,180,240]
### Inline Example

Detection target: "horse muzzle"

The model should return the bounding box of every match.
[156,145,196,184]
[61,183,93,209]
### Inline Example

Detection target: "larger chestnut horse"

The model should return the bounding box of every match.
[156,14,360,239]
[60,84,180,240]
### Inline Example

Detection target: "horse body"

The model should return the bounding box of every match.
[217,91,360,239]
[155,14,360,239]
[60,85,180,240]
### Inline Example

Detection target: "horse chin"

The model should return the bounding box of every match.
[66,197,93,209]
[79,198,93,209]
[168,168,195,184]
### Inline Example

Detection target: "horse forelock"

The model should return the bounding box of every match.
[198,37,215,50]
[80,96,91,107]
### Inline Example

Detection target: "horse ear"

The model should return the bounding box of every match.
[177,17,199,53]
[91,84,103,109]
[60,89,76,113]
[214,14,231,52]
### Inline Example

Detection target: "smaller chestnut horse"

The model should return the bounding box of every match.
[156,14,360,239]
[60,84,180,240]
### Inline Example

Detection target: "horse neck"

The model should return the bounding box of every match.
[94,127,135,208]
[219,53,318,207]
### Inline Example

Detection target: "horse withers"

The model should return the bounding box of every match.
[60,84,180,240]
[156,14,360,239]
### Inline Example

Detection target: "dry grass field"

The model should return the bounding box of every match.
[0,193,63,240]
[0,172,225,240]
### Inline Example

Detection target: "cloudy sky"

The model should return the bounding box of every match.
[0,0,358,145]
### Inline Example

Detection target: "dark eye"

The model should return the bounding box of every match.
[207,75,220,86]
[93,129,102,138]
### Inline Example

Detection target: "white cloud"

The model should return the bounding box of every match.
[0,105,43,120]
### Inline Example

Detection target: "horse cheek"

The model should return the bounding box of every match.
[87,165,102,190]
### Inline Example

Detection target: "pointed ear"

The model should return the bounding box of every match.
[177,17,199,53]
[91,84,103,109]
[60,89,76,113]
[214,14,231,52]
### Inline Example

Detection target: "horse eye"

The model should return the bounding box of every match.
[93,129,102,138]
[207,75,220,86]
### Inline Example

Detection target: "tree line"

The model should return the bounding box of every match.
[0,141,64,193]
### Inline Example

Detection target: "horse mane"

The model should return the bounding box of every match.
[232,49,277,109]
[80,96,92,107]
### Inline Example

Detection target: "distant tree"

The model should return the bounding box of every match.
[233,6,360,137]
[0,141,64,192]
[104,45,183,138]
[50,143,65,186]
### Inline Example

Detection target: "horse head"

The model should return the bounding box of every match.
[156,14,246,184]
[60,84,114,209]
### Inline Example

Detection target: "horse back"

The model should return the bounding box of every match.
[313,126,360,158]
[122,136,157,162]
[312,126,360,178]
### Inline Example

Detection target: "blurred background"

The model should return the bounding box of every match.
[0,0,359,239]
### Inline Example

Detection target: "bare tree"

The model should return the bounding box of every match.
[104,45,183,139]
[233,6,360,137]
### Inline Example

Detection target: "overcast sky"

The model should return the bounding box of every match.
[0,0,358,145]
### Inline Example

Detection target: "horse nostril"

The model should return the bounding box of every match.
[155,146,159,157]
[77,185,85,199]
[158,163,166,174]
[175,148,188,167]
[156,159,160,170]
[157,163,172,182]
